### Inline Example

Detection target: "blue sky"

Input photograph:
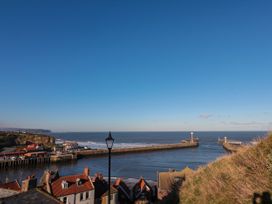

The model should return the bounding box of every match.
[0,0,272,132]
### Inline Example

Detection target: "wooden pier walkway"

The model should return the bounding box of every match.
[0,157,50,169]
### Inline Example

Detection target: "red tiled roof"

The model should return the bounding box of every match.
[140,179,146,191]
[114,178,121,186]
[0,180,21,191]
[51,174,94,197]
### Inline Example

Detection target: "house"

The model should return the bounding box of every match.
[0,180,21,198]
[0,175,37,199]
[101,186,119,204]
[26,143,44,152]
[0,180,21,192]
[113,178,132,204]
[0,188,20,199]
[132,178,156,204]
[0,188,62,204]
[92,173,119,204]
[63,141,79,152]
[24,151,49,158]
[42,167,95,204]
[92,173,108,204]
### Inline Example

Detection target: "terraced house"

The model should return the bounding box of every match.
[42,167,95,204]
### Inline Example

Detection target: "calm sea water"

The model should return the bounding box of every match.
[0,131,266,182]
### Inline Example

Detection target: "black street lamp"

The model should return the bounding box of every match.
[105,132,114,204]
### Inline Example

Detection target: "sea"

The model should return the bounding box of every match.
[0,131,267,183]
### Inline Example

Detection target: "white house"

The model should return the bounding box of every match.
[43,168,95,204]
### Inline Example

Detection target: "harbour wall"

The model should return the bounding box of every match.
[77,141,199,157]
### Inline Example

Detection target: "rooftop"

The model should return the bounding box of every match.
[0,188,62,204]
[50,174,94,197]
[0,188,20,199]
[0,180,21,192]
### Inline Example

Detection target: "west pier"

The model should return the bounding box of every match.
[77,140,199,157]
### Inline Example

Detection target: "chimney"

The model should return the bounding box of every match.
[83,167,90,177]
[98,173,103,180]
[21,176,37,192]
[21,178,29,192]
[43,171,52,194]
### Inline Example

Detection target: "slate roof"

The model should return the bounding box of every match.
[113,178,132,201]
[132,178,153,200]
[0,188,62,204]
[0,188,20,199]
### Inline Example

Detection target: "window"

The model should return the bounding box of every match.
[86,192,89,199]
[63,197,67,204]
[80,192,84,201]
[61,180,69,189]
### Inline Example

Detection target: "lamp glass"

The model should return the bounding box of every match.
[105,132,114,149]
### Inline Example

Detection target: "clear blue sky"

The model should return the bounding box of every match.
[0,0,271,132]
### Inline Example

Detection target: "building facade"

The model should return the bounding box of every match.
[42,167,95,204]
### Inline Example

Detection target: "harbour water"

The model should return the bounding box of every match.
[0,131,266,182]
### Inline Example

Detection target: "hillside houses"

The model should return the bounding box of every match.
[0,168,158,204]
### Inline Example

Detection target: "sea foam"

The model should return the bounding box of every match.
[56,138,158,149]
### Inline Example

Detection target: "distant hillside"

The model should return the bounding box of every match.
[179,133,272,204]
[0,128,51,134]
[0,131,55,150]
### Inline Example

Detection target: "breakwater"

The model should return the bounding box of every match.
[219,137,243,153]
[77,141,199,157]
[222,142,242,153]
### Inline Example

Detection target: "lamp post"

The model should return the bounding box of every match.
[105,132,114,204]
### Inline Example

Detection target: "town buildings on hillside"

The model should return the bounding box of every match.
[0,167,158,204]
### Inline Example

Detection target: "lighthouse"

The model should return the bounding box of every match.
[190,132,194,143]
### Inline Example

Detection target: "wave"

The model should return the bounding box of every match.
[56,138,158,149]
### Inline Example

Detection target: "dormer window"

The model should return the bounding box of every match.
[61,180,69,189]
[76,178,82,186]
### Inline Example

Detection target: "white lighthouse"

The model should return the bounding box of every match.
[190,132,194,143]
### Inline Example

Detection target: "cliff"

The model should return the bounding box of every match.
[0,131,55,150]
[178,133,272,204]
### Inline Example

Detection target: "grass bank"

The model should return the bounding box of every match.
[179,133,272,204]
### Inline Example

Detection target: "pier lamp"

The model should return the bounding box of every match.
[105,132,114,204]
